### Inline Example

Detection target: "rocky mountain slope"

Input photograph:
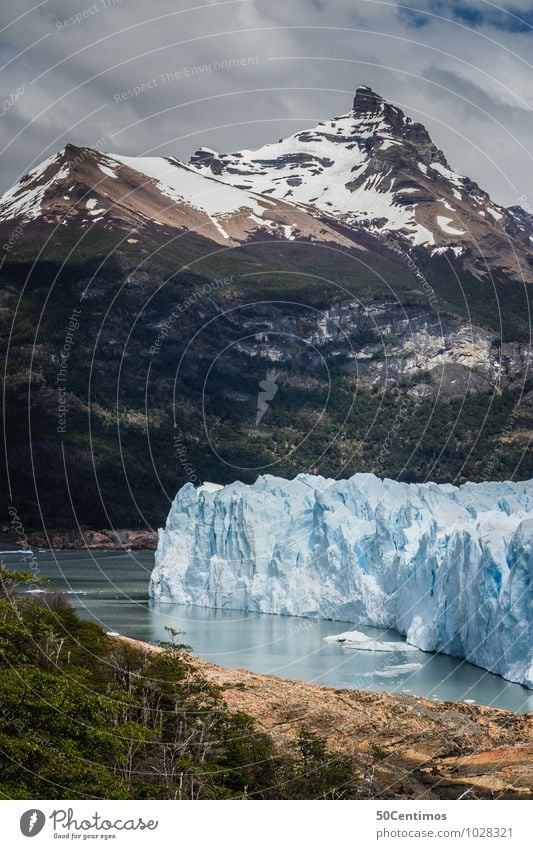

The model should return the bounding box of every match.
[0,144,359,250]
[0,87,531,533]
[191,86,533,282]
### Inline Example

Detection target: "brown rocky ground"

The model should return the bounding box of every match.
[117,635,533,800]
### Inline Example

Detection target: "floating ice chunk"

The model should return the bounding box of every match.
[325,629,421,652]
[375,663,424,677]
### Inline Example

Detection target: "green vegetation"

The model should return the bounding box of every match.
[0,567,359,799]
[1,232,532,531]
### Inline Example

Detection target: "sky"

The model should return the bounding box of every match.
[0,0,532,207]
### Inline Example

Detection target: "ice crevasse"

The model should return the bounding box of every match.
[150,473,533,688]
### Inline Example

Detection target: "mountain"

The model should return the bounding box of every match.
[1,87,532,534]
[151,472,533,688]
[2,86,533,278]
[0,144,361,249]
[190,86,533,281]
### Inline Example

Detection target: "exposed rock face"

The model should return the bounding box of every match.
[352,85,446,162]
[203,662,533,800]
[221,298,531,396]
[15,528,158,550]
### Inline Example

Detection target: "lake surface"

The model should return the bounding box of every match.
[4,549,532,713]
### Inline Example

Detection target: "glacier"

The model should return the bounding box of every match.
[150,474,533,688]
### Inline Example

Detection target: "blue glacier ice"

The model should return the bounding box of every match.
[150,474,533,688]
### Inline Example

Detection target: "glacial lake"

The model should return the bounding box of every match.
[4,549,532,713]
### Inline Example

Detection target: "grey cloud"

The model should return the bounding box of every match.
[0,0,532,207]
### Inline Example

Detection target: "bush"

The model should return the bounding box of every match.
[0,568,360,799]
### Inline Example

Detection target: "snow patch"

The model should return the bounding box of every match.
[436,215,466,236]
[486,206,503,221]
[430,161,464,188]
[113,154,265,219]
[98,163,118,180]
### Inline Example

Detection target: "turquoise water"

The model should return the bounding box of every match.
[4,549,532,713]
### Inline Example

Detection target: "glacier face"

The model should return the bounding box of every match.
[150,474,533,688]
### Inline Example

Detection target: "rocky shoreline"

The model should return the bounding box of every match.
[2,528,158,551]
[117,635,533,800]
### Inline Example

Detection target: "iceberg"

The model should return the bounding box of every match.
[323,629,421,652]
[150,473,533,688]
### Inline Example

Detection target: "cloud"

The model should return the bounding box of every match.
[0,0,532,207]
[401,2,533,33]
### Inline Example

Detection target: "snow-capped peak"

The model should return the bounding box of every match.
[1,87,532,280]
[189,85,528,260]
